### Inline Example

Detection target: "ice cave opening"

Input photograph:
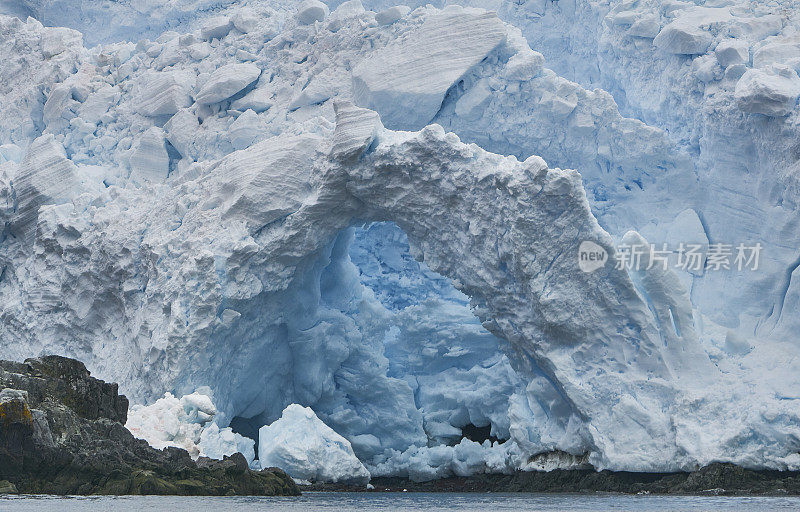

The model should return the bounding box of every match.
[230,221,520,467]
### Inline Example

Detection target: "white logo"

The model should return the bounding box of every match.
[578,241,608,273]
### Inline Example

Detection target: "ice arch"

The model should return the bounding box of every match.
[5,102,795,473]
[161,101,710,471]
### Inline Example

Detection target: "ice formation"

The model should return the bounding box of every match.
[126,388,256,466]
[1,0,800,482]
[258,404,370,484]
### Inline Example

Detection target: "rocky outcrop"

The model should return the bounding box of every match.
[0,355,299,496]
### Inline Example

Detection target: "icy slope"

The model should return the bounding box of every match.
[0,1,799,479]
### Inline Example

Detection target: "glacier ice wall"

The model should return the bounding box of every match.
[1,0,800,478]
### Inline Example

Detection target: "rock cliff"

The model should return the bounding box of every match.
[0,355,299,495]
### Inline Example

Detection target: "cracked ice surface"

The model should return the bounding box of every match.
[1,0,800,480]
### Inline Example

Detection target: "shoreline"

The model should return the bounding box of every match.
[304,464,800,496]
[4,356,800,498]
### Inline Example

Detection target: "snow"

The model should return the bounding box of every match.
[1,0,800,483]
[258,404,370,484]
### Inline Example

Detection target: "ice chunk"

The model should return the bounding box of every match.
[330,101,383,162]
[135,71,193,117]
[195,63,261,105]
[296,0,329,25]
[692,54,720,83]
[352,8,506,130]
[209,132,322,233]
[609,11,639,27]
[164,109,199,160]
[753,39,800,69]
[258,404,370,484]
[653,7,731,55]
[229,109,263,150]
[454,78,492,120]
[42,84,76,132]
[129,127,170,183]
[370,439,520,482]
[199,423,256,464]
[627,16,661,39]
[328,1,365,32]
[200,16,233,41]
[41,27,82,58]
[10,135,80,244]
[231,10,261,34]
[375,6,410,26]
[231,86,273,113]
[288,71,335,110]
[189,42,211,60]
[735,65,800,117]
[0,144,23,164]
[715,40,749,68]
[77,84,118,125]
[734,14,782,41]
[502,50,545,81]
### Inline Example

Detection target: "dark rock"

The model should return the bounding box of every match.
[0,480,17,494]
[312,463,800,496]
[0,355,300,496]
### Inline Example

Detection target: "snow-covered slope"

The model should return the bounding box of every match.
[1,0,800,480]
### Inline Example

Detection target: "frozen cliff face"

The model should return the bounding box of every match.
[1,0,800,480]
[409,0,800,350]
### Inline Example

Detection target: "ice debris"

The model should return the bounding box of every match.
[126,389,256,467]
[258,404,370,484]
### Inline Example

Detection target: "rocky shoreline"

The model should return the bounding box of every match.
[3,355,800,498]
[0,355,298,496]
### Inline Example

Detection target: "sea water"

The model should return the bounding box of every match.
[2,492,800,511]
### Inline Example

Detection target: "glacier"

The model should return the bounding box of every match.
[1,0,800,481]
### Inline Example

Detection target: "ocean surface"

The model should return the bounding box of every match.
[2,492,800,511]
